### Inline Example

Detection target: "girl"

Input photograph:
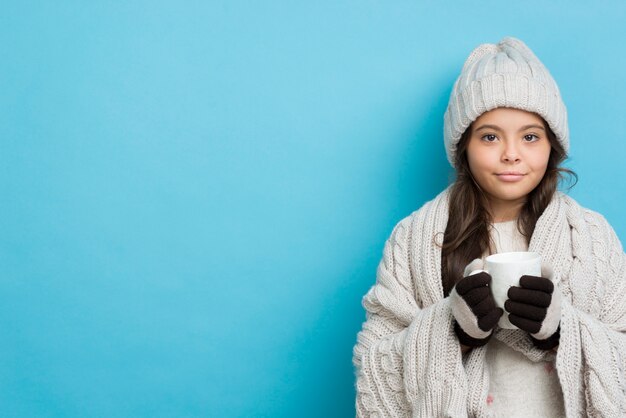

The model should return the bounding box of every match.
[352,36,626,417]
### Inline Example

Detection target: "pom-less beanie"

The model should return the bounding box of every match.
[443,36,569,167]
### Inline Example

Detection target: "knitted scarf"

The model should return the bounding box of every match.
[353,187,626,417]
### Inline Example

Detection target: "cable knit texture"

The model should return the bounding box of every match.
[353,186,626,417]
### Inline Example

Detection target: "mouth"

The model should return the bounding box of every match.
[495,172,526,182]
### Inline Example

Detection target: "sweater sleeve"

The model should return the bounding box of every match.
[557,211,626,415]
[353,215,469,417]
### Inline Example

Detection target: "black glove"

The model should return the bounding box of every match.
[505,264,561,350]
[450,259,504,347]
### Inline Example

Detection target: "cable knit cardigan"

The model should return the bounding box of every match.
[353,187,626,417]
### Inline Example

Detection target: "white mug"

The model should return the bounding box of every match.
[471,251,542,329]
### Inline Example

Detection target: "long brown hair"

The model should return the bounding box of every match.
[440,115,577,296]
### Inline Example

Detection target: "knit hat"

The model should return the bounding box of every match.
[443,36,569,167]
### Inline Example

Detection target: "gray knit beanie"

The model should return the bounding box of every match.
[443,36,569,167]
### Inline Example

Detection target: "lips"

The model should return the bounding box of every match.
[496,172,525,182]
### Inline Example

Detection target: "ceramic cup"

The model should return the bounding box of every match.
[470,251,542,329]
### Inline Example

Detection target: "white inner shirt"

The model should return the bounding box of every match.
[483,219,565,417]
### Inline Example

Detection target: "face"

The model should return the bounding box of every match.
[465,107,552,220]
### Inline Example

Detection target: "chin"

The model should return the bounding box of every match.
[488,188,532,203]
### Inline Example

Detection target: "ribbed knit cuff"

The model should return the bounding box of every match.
[530,324,561,350]
[453,320,492,347]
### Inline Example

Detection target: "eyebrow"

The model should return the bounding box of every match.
[475,124,546,132]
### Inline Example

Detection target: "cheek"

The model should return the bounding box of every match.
[530,147,552,172]
[466,155,480,178]
[467,149,493,175]
[466,145,479,171]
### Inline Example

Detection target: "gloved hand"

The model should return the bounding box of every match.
[450,258,504,347]
[505,263,561,350]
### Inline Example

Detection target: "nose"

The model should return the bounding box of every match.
[501,141,521,163]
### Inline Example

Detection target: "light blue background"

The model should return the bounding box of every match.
[2,1,625,417]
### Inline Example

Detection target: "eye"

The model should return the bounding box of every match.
[523,134,540,142]
[481,134,497,142]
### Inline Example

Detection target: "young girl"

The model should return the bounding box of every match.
[353,36,626,417]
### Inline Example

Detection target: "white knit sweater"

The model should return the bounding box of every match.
[353,187,626,417]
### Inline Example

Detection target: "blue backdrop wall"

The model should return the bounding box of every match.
[2,1,625,417]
